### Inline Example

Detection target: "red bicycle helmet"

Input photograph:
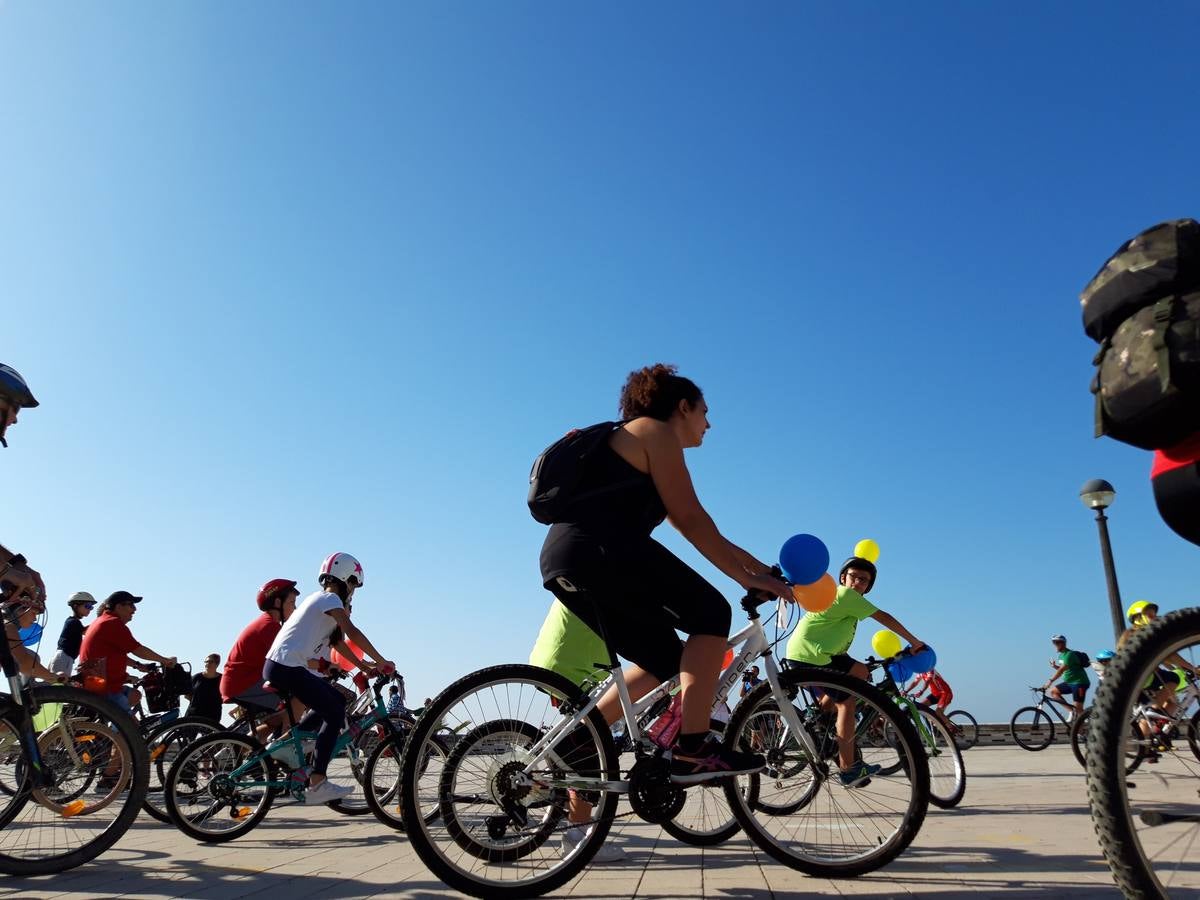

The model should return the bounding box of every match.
[257,578,298,612]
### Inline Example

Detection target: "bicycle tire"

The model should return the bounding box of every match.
[363,727,447,832]
[164,732,275,843]
[0,686,148,876]
[722,669,930,878]
[398,664,618,899]
[1187,708,1200,763]
[1088,606,1200,899]
[1009,706,1054,750]
[919,710,966,809]
[143,716,223,823]
[945,709,978,750]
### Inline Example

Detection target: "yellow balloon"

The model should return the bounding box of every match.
[854,538,880,563]
[871,630,902,659]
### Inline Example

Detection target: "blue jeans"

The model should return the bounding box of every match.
[262,661,346,776]
[106,688,132,714]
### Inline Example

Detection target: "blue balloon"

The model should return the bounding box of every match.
[778,534,830,586]
[886,658,914,683]
[18,623,42,648]
[908,645,937,674]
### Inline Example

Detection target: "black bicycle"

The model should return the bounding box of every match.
[0,585,149,874]
[1010,686,1085,751]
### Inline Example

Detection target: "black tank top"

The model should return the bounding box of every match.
[539,441,667,581]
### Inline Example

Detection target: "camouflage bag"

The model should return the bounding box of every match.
[1082,220,1200,449]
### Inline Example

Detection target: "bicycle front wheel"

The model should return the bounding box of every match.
[722,670,930,878]
[945,710,978,750]
[143,716,223,823]
[919,710,966,809]
[1009,707,1054,750]
[398,664,618,899]
[0,686,148,876]
[1088,607,1200,899]
[364,726,448,832]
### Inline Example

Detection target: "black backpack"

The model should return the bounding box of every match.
[1071,650,1091,669]
[1081,219,1200,450]
[528,421,637,525]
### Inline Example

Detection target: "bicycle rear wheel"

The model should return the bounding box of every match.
[1088,607,1200,899]
[164,733,275,843]
[398,664,617,898]
[0,686,148,875]
[143,716,223,823]
[722,670,930,878]
[1009,707,1054,750]
[945,710,978,750]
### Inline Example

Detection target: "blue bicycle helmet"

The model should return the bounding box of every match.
[1096,649,1116,661]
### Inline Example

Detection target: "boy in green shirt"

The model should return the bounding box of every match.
[785,556,926,786]
[529,600,632,863]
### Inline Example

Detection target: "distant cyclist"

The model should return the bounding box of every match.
[77,591,179,713]
[907,668,953,712]
[49,591,96,676]
[1120,601,1200,718]
[1044,634,1089,719]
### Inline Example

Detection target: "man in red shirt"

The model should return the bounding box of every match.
[77,591,177,714]
[221,578,302,742]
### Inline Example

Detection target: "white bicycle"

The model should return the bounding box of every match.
[396,582,930,898]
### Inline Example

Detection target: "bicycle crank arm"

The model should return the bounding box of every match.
[531,777,629,793]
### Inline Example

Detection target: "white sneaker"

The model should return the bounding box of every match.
[304,779,354,805]
[560,825,627,863]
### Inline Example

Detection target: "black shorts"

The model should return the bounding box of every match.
[543,538,731,683]
[1154,461,1200,547]
[1056,683,1089,702]
[783,655,856,701]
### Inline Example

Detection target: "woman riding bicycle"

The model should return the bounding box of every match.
[538,363,790,783]
[263,553,394,804]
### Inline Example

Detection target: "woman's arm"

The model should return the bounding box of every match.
[640,422,788,596]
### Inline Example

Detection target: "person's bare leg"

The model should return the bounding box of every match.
[571,667,658,825]
[679,635,725,735]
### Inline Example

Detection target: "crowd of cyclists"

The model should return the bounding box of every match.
[2,351,1197,898]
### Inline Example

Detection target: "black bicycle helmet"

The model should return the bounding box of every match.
[838,556,877,593]
[0,365,37,409]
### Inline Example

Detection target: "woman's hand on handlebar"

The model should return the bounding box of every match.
[742,572,792,601]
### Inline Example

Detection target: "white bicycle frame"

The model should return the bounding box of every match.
[518,601,820,793]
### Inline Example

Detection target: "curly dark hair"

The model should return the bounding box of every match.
[618,364,703,421]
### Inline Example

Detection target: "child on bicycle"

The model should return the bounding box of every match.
[529,599,628,862]
[784,555,926,787]
[1121,602,1200,723]
[222,579,306,743]
[263,553,394,805]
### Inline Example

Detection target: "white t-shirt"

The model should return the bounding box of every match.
[266,591,344,669]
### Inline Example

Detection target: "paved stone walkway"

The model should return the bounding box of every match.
[0,747,1125,898]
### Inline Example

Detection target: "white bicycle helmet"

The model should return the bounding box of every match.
[319,552,364,588]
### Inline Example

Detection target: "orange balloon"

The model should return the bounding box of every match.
[792,573,836,613]
[330,637,366,671]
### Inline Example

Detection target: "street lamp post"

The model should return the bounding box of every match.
[1080,479,1124,642]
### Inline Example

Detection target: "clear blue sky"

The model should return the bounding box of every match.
[3,3,1197,720]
